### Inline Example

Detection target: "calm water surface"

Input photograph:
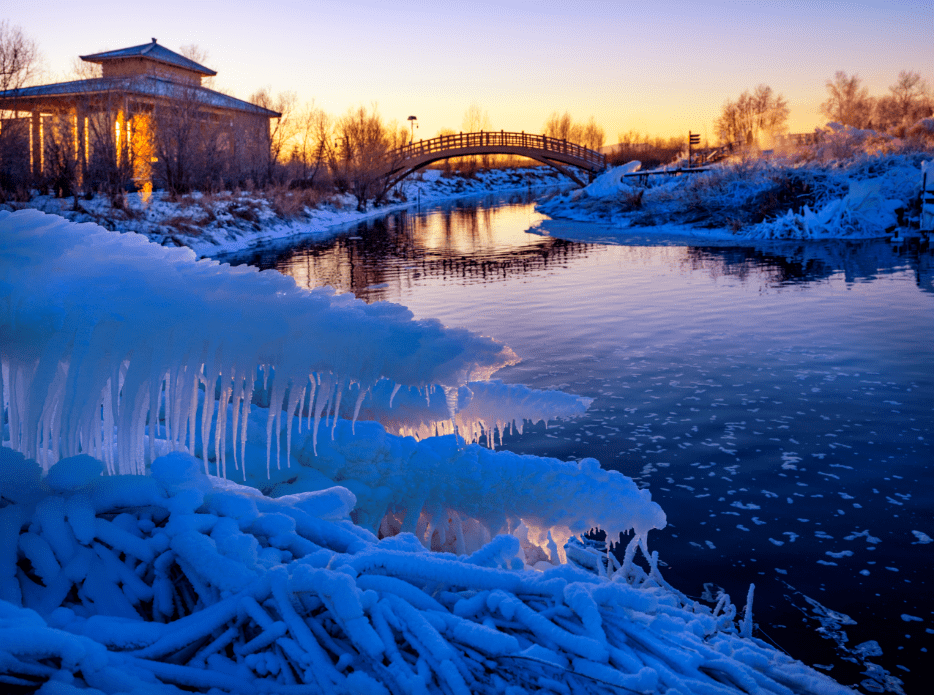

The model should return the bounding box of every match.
[226,191,934,693]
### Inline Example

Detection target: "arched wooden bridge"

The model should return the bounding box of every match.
[381,131,607,191]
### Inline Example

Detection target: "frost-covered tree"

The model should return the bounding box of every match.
[716,85,789,147]
[543,112,605,150]
[874,70,934,134]
[821,71,873,128]
[580,116,605,151]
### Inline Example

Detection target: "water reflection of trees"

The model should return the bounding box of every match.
[681,238,933,292]
[231,194,594,300]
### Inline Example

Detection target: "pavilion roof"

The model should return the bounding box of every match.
[80,40,217,77]
[0,76,280,118]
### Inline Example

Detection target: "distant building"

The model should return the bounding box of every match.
[0,39,280,193]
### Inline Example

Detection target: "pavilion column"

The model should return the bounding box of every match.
[31,111,42,177]
[75,104,87,187]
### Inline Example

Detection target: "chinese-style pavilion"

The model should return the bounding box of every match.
[0,39,279,187]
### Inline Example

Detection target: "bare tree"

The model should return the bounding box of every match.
[716,85,788,147]
[544,111,578,142]
[249,88,295,185]
[580,116,605,151]
[39,109,78,198]
[81,90,136,203]
[0,22,42,198]
[462,103,493,172]
[821,71,873,128]
[333,104,402,210]
[543,112,603,150]
[151,83,225,195]
[874,70,934,134]
[289,101,333,185]
[69,55,101,80]
[0,21,41,92]
[179,44,215,89]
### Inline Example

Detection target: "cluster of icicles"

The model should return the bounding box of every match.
[0,210,588,478]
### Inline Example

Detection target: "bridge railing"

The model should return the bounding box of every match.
[389,131,606,169]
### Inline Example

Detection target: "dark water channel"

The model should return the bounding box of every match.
[223,190,934,693]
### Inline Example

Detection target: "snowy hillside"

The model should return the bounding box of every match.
[0,211,853,693]
[537,123,934,241]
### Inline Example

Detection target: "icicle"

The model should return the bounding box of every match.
[330,377,344,440]
[284,380,306,467]
[306,374,316,432]
[186,369,199,460]
[351,384,368,435]
[216,380,232,479]
[442,385,460,444]
[388,382,401,408]
[311,373,335,456]
[741,584,755,638]
[199,373,213,474]
[239,368,255,480]
[230,369,245,473]
[266,371,288,476]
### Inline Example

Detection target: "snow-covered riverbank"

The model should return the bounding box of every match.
[0,167,565,258]
[537,124,934,242]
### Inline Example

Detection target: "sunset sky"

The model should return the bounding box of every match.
[7,0,934,145]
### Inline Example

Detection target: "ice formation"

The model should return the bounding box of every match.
[321,378,593,445]
[195,401,663,564]
[0,210,591,477]
[0,210,856,693]
[0,449,852,694]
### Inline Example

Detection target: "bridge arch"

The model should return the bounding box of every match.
[380,131,606,192]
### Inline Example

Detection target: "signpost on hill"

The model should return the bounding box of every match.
[688,132,701,168]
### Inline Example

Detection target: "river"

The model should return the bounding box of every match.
[222,189,934,694]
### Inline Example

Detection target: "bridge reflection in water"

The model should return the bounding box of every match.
[234,191,596,302]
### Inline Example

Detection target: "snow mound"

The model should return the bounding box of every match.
[0,448,851,694]
[580,161,642,197]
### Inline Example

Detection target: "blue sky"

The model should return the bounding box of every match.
[8,0,934,143]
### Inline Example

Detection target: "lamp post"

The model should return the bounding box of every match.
[408,115,418,144]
